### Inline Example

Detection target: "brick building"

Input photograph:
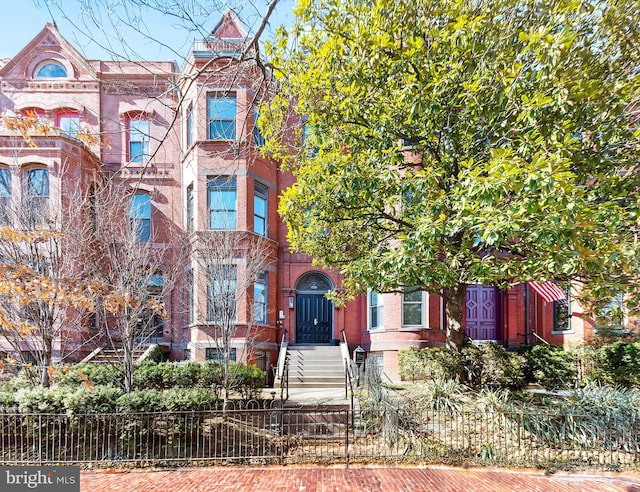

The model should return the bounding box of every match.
[0,13,596,380]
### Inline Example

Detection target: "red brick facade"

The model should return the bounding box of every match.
[0,14,595,380]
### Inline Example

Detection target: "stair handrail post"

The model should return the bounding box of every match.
[274,329,289,390]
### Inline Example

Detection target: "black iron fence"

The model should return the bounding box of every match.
[0,404,638,470]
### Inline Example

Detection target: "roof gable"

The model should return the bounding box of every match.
[210,10,247,41]
[0,23,97,80]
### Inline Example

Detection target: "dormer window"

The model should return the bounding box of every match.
[35,62,67,78]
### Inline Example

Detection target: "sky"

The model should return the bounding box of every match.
[0,0,296,63]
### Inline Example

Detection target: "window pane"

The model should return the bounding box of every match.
[403,303,422,325]
[36,63,67,78]
[28,169,49,197]
[129,118,149,162]
[59,116,80,136]
[208,177,236,230]
[207,95,236,140]
[254,273,268,323]
[207,97,236,119]
[404,290,422,303]
[0,169,11,196]
[254,184,268,236]
[130,194,151,218]
[130,194,151,242]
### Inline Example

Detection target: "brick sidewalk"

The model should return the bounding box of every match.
[80,465,640,492]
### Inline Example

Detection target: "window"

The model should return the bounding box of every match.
[553,284,572,332]
[553,300,571,332]
[206,348,236,362]
[207,265,237,322]
[0,169,10,225]
[130,193,151,242]
[369,291,383,330]
[253,183,268,236]
[207,94,236,140]
[57,113,80,138]
[403,288,424,327]
[128,116,149,163]
[254,272,268,324]
[186,269,194,325]
[253,107,265,146]
[186,104,194,148]
[136,273,164,341]
[186,184,195,233]
[596,294,625,331]
[36,62,67,78]
[208,177,236,229]
[25,169,49,226]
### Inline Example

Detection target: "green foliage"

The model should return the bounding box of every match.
[463,343,525,390]
[518,345,577,390]
[145,344,166,363]
[591,342,640,386]
[56,364,122,388]
[418,378,466,412]
[61,386,123,414]
[172,362,204,388]
[398,347,463,381]
[132,361,203,390]
[0,390,16,410]
[161,387,218,411]
[131,362,168,390]
[200,361,223,388]
[14,386,68,413]
[116,389,164,412]
[262,0,640,351]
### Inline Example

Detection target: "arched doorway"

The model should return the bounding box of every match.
[294,272,334,344]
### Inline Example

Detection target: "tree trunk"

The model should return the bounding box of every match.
[443,283,467,352]
[39,348,52,388]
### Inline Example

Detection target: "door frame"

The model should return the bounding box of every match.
[294,272,334,344]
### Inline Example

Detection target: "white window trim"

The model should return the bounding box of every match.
[401,290,429,330]
[368,291,384,331]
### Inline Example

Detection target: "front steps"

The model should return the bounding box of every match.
[286,345,346,389]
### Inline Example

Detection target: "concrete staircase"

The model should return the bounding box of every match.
[286,345,346,389]
[81,346,149,364]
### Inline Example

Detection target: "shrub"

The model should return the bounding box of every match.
[145,344,166,363]
[57,364,122,388]
[172,362,203,388]
[419,378,466,412]
[14,386,69,413]
[592,342,640,387]
[0,390,16,410]
[161,387,218,411]
[462,343,525,390]
[116,389,165,413]
[518,344,577,390]
[200,362,223,388]
[231,363,266,399]
[132,362,168,390]
[61,385,123,414]
[398,347,463,382]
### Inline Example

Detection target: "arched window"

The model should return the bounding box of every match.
[130,193,151,242]
[35,62,67,78]
[24,168,50,227]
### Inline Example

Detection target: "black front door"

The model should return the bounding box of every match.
[295,294,333,343]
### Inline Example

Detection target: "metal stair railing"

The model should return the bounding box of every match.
[274,329,289,401]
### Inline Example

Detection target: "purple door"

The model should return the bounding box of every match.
[465,285,498,340]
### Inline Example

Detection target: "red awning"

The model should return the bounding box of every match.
[528,281,567,303]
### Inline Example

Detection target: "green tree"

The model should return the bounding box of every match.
[262,0,640,350]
